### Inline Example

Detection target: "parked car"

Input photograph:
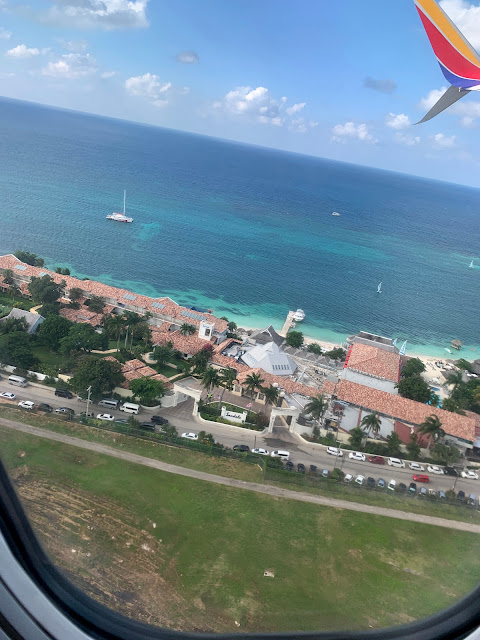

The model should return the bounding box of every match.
[55,388,73,399]
[233,444,250,452]
[461,469,479,480]
[96,414,115,421]
[270,450,290,460]
[150,415,168,425]
[413,474,430,483]
[349,452,366,462]
[285,461,294,471]
[309,464,317,474]
[387,457,405,468]
[355,475,365,486]
[387,479,396,491]
[467,493,477,506]
[377,478,386,489]
[181,432,198,440]
[344,473,354,483]
[444,466,458,477]
[18,401,34,410]
[297,463,306,474]
[419,487,427,497]
[321,468,329,478]
[427,465,444,475]
[38,403,53,413]
[55,407,74,415]
[438,490,446,500]
[368,455,385,465]
[409,482,417,493]
[409,462,425,471]
[139,422,155,431]
[428,488,437,498]
[0,392,16,400]
[326,446,343,457]
[114,418,129,424]
[398,483,407,493]
[252,448,269,455]
[457,490,466,502]
[366,477,375,488]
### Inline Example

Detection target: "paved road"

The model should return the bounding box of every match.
[1,416,479,534]
[1,379,478,496]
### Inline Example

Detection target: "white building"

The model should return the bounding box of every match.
[241,341,297,376]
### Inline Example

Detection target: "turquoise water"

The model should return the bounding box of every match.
[0,97,479,358]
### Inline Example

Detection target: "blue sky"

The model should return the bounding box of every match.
[2,0,480,185]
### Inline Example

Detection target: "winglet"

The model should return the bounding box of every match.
[415,85,469,124]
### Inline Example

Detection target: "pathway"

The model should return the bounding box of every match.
[1,417,480,534]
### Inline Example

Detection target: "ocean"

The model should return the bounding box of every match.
[0,97,479,358]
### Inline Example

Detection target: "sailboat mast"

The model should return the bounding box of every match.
[123,190,126,215]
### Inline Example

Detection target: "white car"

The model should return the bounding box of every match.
[387,457,405,468]
[326,446,343,457]
[96,413,115,421]
[181,432,198,440]
[409,462,425,472]
[427,465,444,475]
[387,479,396,491]
[0,391,16,400]
[349,452,366,462]
[252,448,269,455]
[18,400,34,410]
[355,475,365,485]
[344,473,354,483]
[461,470,479,480]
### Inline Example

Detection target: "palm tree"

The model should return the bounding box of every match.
[180,323,196,336]
[360,411,381,447]
[304,394,328,428]
[107,315,127,352]
[201,367,221,400]
[243,372,265,401]
[263,384,280,407]
[418,414,444,457]
[441,397,466,415]
[123,311,142,349]
[218,366,238,406]
[444,370,464,393]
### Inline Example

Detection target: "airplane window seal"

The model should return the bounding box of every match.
[1,459,480,640]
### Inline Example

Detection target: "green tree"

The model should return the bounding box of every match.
[161,424,178,439]
[455,359,472,372]
[0,317,28,335]
[200,366,220,398]
[130,376,166,406]
[444,370,465,394]
[348,427,364,450]
[406,432,421,460]
[429,391,441,407]
[263,384,280,407]
[396,375,431,403]
[14,251,44,267]
[70,357,124,400]
[38,303,60,317]
[2,269,14,285]
[153,343,175,367]
[304,394,328,426]
[325,347,347,361]
[431,443,461,466]
[418,414,444,457]
[180,323,196,336]
[103,314,127,352]
[28,275,63,305]
[0,331,39,370]
[197,430,216,446]
[385,432,402,457]
[60,323,105,354]
[189,349,209,373]
[227,320,237,332]
[55,267,71,276]
[307,343,323,355]
[218,366,238,405]
[402,357,426,377]
[37,314,72,351]
[244,371,265,400]
[122,311,143,349]
[285,330,304,348]
[360,411,381,445]
[87,295,105,313]
[68,287,83,302]
[441,397,466,415]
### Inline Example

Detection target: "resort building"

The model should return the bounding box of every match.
[322,379,475,452]
[240,341,297,376]
[0,308,45,334]
[341,342,401,393]
[247,325,285,347]
[346,331,400,354]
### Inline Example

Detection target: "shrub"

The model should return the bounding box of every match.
[330,468,345,482]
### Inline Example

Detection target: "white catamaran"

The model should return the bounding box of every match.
[107,190,133,223]
[377,282,382,293]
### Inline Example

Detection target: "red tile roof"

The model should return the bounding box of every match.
[151,330,207,356]
[344,343,401,383]
[322,379,475,442]
[236,368,320,398]
[123,359,146,372]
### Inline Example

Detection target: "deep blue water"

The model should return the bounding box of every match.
[0,97,479,357]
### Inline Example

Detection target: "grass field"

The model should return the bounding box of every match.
[2,426,480,633]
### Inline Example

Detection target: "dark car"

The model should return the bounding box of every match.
[139,422,155,431]
[409,482,417,493]
[285,460,294,471]
[297,463,306,473]
[233,444,250,452]
[309,464,317,474]
[38,403,53,413]
[457,490,466,502]
[368,455,385,465]
[55,388,73,399]
[367,477,375,488]
[151,415,169,425]
[114,418,129,424]
[398,482,407,493]
[444,466,459,477]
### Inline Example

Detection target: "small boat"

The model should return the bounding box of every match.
[445,348,452,353]
[107,190,133,223]
[293,308,305,322]
[377,282,382,294]
[332,211,341,216]
[469,260,474,268]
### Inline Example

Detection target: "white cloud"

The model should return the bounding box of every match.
[432,132,457,148]
[214,86,285,126]
[439,0,480,49]
[394,132,421,146]
[419,86,448,111]
[41,53,98,78]
[286,102,306,116]
[6,44,40,58]
[331,122,377,144]
[100,70,116,79]
[385,112,411,130]
[60,39,89,53]
[419,86,480,126]
[37,0,149,30]
[125,73,173,106]
[0,27,11,39]
[176,50,199,64]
